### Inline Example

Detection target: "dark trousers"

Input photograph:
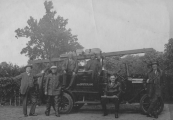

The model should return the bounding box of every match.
[22,88,37,115]
[101,98,120,114]
[87,71,98,90]
[45,95,60,115]
[63,73,76,88]
[147,95,159,115]
[92,72,98,89]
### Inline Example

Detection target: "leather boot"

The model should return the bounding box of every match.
[45,103,50,116]
[45,110,50,116]
[54,95,61,117]
[115,99,119,118]
[55,104,60,117]
[102,105,108,116]
[103,112,108,116]
[55,110,60,117]
[115,112,119,118]
[146,113,152,117]
[153,111,158,118]
[56,113,60,117]
[147,108,153,117]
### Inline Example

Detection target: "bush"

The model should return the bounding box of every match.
[0,63,24,105]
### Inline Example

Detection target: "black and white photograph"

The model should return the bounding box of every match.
[0,0,173,119]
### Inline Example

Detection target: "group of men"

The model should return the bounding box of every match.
[13,53,101,117]
[12,52,164,119]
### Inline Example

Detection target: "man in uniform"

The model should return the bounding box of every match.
[62,53,78,90]
[101,74,122,118]
[45,66,62,117]
[143,61,165,118]
[85,53,102,78]
[13,64,45,117]
[85,53,102,88]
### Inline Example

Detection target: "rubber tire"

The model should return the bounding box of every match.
[59,92,73,114]
[140,94,164,114]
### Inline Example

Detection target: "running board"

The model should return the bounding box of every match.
[72,91,99,93]
[75,101,101,104]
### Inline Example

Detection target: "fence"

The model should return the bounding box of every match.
[0,77,41,106]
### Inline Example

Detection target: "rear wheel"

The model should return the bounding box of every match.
[59,93,73,114]
[140,94,164,114]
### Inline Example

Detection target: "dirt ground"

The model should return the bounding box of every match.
[0,103,172,120]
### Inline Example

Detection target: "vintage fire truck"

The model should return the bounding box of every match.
[29,48,164,114]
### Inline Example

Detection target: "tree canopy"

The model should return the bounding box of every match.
[164,38,173,73]
[15,1,83,60]
[104,49,165,77]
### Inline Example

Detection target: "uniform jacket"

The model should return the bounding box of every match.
[85,59,102,74]
[104,81,122,96]
[144,69,165,97]
[45,73,62,96]
[13,72,42,94]
[62,59,78,73]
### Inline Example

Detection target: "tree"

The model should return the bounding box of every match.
[141,49,165,69]
[103,48,164,77]
[164,38,173,73]
[15,1,83,60]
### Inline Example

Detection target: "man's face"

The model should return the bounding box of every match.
[91,55,95,60]
[26,67,32,73]
[51,68,57,73]
[152,64,158,70]
[110,75,117,83]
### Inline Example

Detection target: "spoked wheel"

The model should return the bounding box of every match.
[140,94,164,114]
[59,93,73,114]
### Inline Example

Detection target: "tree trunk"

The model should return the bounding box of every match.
[14,90,16,106]
[10,99,11,106]
[19,95,20,106]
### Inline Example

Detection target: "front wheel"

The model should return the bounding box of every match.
[140,94,164,114]
[59,92,73,114]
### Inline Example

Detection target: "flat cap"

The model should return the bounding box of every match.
[148,60,159,66]
[151,61,159,66]
[50,66,57,69]
[25,64,33,68]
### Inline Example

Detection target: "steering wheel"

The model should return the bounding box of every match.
[116,73,127,93]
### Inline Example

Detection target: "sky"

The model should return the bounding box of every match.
[0,0,173,66]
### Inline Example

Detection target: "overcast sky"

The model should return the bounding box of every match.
[0,0,173,66]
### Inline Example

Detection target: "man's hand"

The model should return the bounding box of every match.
[41,70,45,74]
[103,91,107,96]
[45,92,47,95]
[72,72,75,75]
[63,70,66,74]
[112,95,118,98]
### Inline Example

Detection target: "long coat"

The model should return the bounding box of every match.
[13,72,42,95]
[144,69,165,98]
[85,59,102,75]
[62,59,78,73]
[45,73,62,96]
